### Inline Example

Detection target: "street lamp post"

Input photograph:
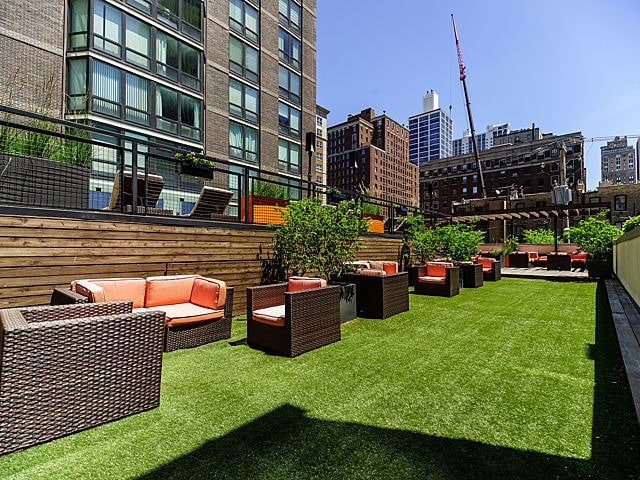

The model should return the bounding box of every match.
[305,132,315,196]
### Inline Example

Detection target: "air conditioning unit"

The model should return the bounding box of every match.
[551,185,572,205]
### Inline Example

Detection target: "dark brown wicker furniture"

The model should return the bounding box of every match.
[476,257,501,281]
[414,263,460,297]
[246,282,341,357]
[340,271,409,319]
[50,277,234,352]
[508,252,530,268]
[0,301,165,456]
[460,263,483,288]
[547,252,572,271]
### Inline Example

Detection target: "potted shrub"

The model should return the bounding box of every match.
[438,220,485,287]
[567,210,621,278]
[402,215,445,286]
[270,196,369,322]
[492,236,518,268]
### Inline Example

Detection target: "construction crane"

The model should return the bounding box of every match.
[452,14,487,198]
[584,135,639,142]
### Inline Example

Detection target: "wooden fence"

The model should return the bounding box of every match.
[0,212,404,315]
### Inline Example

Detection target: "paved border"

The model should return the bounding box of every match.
[605,279,640,426]
[501,266,590,281]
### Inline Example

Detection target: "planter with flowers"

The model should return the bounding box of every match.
[173,150,215,178]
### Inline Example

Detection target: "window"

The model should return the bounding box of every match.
[93,60,121,117]
[125,15,150,69]
[278,28,300,69]
[278,65,300,104]
[278,102,301,137]
[67,58,87,112]
[157,0,201,40]
[229,78,259,123]
[230,0,259,43]
[156,32,202,91]
[180,93,200,140]
[279,0,301,34]
[229,120,258,162]
[127,0,151,14]
[93,0,121,56]
[155,85,178,133]
[278,139,300,173]
[125,72,149,124]
[614,195,627,211]
[69,0,89,48]
[230,36,259,83]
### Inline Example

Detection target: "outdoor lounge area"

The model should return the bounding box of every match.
[1,277,639,478]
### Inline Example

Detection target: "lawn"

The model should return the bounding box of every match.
[0,278,638,479]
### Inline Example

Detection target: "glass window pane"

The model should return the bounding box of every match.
[70,0,89,48]
[67,58,87,111]
[182,0,201,30]
[125,72,149,124]
[230,0,243,29]
[290,2,300,29]
[125,16,150,68]
[94,0,121,56]
[156,32,178,80]
[245,4,259,39]
[93,60,121,117]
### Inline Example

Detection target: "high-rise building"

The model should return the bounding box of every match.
[0,0,317,192]
[452,123,510,156]
[314,105,329,186]
[327,108,418,208]
[601,137,637,185]
[408,90,453,166]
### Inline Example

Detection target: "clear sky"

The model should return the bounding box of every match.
[316,0,640,190]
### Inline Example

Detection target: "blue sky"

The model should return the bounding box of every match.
[316,0,640,190]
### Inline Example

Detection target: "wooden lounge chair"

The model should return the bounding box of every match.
[186,186,234,219]
[0,301,165,455]
[104,171,168,214]
[246,277,341,357]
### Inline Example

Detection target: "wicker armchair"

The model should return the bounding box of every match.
[340,271,409,319]
[246,279,341,357]
[0,302,165,455]
[476,257,501,281]
[413,262,460,297]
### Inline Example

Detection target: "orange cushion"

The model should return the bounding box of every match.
[190,277,226,310]
[426,262,452,278]
[72,278,146,308]
[477,257,495,269]
[144,303,224,327]
[287,276,327,292]
[382,262,398,274]
[145,275,197,307]
[418,276,446,285]
[252,305,286,327]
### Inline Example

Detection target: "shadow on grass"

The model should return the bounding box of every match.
[138,282,640,480]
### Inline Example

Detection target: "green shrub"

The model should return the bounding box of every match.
[622,215,640,234]
[567,210,621,260]
[522,228,555,244]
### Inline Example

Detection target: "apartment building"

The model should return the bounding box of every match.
[600,136,638,185]
[0,0,317,198]
[327,108,418,208]
[420,129,586,213]
[408,90,453,166]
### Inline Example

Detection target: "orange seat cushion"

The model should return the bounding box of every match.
[252,305,286,327]
[144,303,225,327]
[72,278,147,308]
[418,276,446,285]
[145,275,197,307]
[287,277,327,292]
[477,258,496,270]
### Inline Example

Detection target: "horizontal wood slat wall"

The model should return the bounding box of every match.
[0,214,403,315]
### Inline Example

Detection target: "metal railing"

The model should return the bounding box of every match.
[0,105,449,232]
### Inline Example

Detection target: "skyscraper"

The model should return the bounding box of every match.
[452,123,510,156]
[408,90,453,166]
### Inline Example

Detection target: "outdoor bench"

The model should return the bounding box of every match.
[51,275,233,351]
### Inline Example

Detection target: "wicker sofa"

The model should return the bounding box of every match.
[341,260,409,319]
[51,275,234,352]
[0,301,165,455]
[413,262,460,297]
[246,277,341,357]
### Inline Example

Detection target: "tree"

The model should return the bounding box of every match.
[567,210,621,261]
[270,196,369,281]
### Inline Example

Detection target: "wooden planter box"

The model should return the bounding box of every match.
[240,195,288,224]
[0,153,90,209]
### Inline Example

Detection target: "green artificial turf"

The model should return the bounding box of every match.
[1,278,639,479]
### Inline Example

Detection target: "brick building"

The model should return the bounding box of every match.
[420,128,586,214]
[0,0,317,199]
[326,108,418,208]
